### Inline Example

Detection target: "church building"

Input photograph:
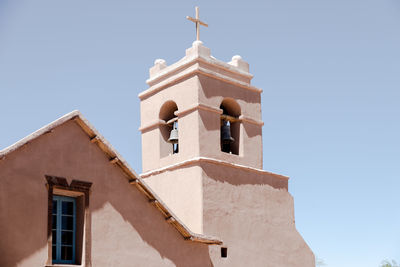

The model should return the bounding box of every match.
[0,8,314,267]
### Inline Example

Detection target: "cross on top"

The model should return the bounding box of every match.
[186,6,208,41]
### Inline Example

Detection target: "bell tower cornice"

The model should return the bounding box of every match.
[138,41,262,101]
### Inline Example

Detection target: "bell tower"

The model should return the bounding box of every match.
[138,8,314,266]
[140,40,263,170]
[139,39,264,231]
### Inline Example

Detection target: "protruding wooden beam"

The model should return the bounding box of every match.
[110,157,119,164]
[128,178,137,184]
[166,117,178,125]
[90,136,99,143]
[166,216,176,223]
[220,114,239,123]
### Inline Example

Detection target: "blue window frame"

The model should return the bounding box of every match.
[52,195,76,264]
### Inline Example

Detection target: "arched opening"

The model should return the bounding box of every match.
[220,98,241,155]
[159,101,179,157]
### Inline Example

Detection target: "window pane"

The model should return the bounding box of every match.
[61,231,73,245]
[61,246,73,261]
[52,245,57,260]
[52,200,57,214]
[62,201,73,215]
[52,230,57,245]
[62,216,73,230]
[52,196,75,264]
[52,215,57,230]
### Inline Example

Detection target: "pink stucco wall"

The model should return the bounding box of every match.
[201,162,315,266]
[143,160,314,267]
[0,121,212,267]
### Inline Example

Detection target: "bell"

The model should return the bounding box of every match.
[221,121,235,144]
[168,122,179,144]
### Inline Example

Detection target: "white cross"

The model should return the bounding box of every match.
[186,6,208,41]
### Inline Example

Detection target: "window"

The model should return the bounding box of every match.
[45,175,92,266]
[52,195,76,264]
[221,247,228,258]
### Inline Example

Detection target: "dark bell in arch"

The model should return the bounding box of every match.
[168,122,179,144]
[221,121,235,144]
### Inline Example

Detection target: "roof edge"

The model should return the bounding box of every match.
[0,110,81,158]
[0,110,222,245]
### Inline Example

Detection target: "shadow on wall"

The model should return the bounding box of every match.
[88,167,214,267]
[198,75,260,105]
[243,122,261,138]
[200,161,288,190]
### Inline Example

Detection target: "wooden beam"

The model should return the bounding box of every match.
[109,157,119,164]
[129,179,137,184]
[90,136,99,143]
[166,216,176,223]
[190,236,223,245]
[220,114,239,123]
[166,117,178,125]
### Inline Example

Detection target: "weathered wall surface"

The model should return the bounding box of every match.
[200,162,315,267]
[144,166,204,234]
[144,160,314,267]
[0,121,211,267]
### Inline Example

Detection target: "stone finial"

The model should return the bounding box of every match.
[185,40,211,58]
[154,59,166,66]
[149,59,167,78]
[228,55,249,72]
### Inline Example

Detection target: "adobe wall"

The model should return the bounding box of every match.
[199,162,315,267]
[143,166,204,234]
[0,121,211,267]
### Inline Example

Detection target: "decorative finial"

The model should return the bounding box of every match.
[186,6,208,41]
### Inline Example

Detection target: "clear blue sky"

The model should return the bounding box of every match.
[1,1,399,266]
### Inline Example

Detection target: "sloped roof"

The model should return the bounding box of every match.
[0,110,222,245]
